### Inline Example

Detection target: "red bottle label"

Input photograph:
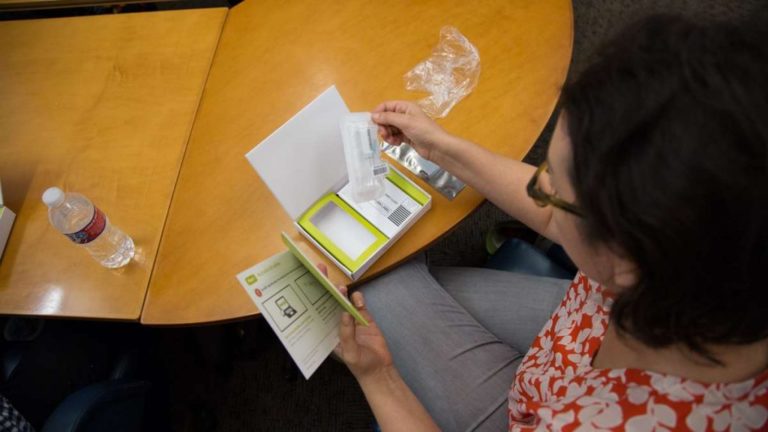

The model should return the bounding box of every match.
[65,207,106,244]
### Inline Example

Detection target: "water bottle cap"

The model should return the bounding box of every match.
[42,187,65,208]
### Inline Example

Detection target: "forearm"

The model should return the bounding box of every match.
[358,367,440,432]
[432,135,559,242]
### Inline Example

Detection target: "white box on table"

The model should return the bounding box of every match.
[0,180,16,260]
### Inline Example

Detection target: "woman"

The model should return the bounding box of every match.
[331,16,768,431]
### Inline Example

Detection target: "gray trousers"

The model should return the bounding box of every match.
[361,259,569,432]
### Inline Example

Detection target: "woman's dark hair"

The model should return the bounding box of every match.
[561,15,768,361]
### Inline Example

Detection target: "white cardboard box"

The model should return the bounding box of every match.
[246,86,431,280]
[0,180,15,260]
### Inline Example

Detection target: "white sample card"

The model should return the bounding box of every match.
[338,178,422,238]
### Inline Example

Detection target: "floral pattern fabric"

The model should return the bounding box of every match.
[508,273,768,431]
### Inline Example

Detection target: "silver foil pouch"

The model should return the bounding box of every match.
[382,142,465,200]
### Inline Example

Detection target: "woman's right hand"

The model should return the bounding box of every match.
[372,101,451,162]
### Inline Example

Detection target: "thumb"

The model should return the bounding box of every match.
[338,313,360,362]
[372,111,410,130]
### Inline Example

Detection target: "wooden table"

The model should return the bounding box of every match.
[0,8,227,320]
[142,0,573,325]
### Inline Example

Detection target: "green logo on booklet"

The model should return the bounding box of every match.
[245,274,258,285]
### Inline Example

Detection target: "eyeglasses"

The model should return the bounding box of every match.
[526,161,583,217]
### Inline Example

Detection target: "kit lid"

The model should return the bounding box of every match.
[246,86,350,220]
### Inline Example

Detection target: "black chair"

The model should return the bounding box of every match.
[485,237,576,280]
[1,321,152,432]
[41,378,150,432]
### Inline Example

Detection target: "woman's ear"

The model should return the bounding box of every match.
[607,246,639,290]
[613,262,639,289]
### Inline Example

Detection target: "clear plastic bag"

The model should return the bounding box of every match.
[404,26,481,119]
[385,26,477,199]
[340,112,388,203]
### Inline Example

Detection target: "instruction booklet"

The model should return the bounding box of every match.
[236,233,368,379]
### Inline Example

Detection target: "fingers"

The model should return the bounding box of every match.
[372,101,423,146]
[372,100,414,114]
[350,291,376,324]
[317,262,328,276]
[378,126,409,146]
[377,125,389,140]
[338,312,360,360]
[317,263,352,299]
[372,101,391,113]
[360,307,375,324]
[372,111,412,147]
[372,111,409,129]
[351,291,364,309]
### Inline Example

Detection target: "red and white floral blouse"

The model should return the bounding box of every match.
[509,273,768,431]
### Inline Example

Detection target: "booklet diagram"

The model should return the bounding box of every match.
[237,250,342,379]
[236,233,369,379]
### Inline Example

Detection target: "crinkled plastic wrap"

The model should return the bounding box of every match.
[384,26,478,200]
[404,26,480,119]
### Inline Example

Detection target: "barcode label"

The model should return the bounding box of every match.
[373,165,388,176]
[387,205,411,226]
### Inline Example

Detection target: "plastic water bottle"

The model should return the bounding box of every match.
[42,187,135,268]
